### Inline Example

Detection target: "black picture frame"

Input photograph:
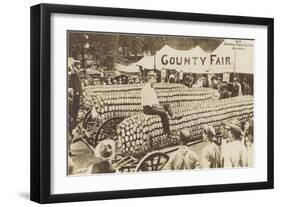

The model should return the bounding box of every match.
[30,3,274,204]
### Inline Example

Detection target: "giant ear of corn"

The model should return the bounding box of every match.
[117,95,253,156]
[84,84,218,120]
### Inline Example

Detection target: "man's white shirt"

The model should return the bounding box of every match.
[141,83,159,107]
[223,140,248,167]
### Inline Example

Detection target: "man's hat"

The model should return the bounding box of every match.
[211,75,218,81]
[179,129,191,144]
[223,120,243,138]
[203,125,216,138]
[147,71,157,77]
[94,139,116,161]
[74,61,81,66]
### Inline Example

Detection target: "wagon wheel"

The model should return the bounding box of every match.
[95,117,124,147]
[82,108,103,146]
[82,108,102,131]
[135,151,169,172]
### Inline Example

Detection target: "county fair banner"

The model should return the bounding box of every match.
[160,54,231,67]
[151,40,254,74]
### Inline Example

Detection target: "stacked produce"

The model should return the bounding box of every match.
[85,83,186,94]
[116,95,253,156]
[84,84,217,120]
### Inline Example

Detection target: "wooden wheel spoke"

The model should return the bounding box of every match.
[101,128,115,133]
[99,129,115,137]
[148,158,155,171]
[153,156,162,170]
[141,162,150,171]
[99,131,111,137]
[136,152,169,172]
[87,129,97,134]
[87,121,96,125]
[94,117,124,146]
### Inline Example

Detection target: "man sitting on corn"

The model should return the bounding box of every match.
[141,72,179,138]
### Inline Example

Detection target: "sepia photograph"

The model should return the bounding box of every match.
[30,4,273,203]
[67,31,254,175]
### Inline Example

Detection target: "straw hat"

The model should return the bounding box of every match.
[203,125,216,138]
[147,71,157,77]
[223,120,243,139]
[94,139,116,161]
[179,129,191,144]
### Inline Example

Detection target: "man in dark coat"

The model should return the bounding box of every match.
[231,77,242,97]
[68,62,82,132]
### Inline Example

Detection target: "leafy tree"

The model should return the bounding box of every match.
[142,35,165,54]
[68,32,223,70]
[192,38,223,53]
[87,33,119,69]
[68,32,89,67]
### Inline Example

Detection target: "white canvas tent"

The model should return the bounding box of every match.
[114,63,140,73]
[208,40,235,73]
[133,44,209,73]
[158,45,209,72]
[68,57,80,68]
[155,45,209,73]
[235,40,254,74]
[132,42,254,74]
[208,40,254,74]
[133,55,155,69]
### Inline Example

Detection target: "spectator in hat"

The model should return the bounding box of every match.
[231,77,242,97]
[202,76,209,88]
[197,75,204,87]
[161,68,167,83]
[243,118,253,137]
[68,62,82,131]
[193,76,204,88]
[210,75,219,89]
[220,119,241,166]
[241,78,252,95]
[220,124,230,165]
[201,125,221,168]
[139,66,145,82]
[216,76,223,90]
[192,79,199,88]
[178,70,184,84]
[223,121,248,168]
[189,75,195,87]
[168,73,176,83]
[217,76,222,84]
[245,125,254,167]
[164,130,200,170]
[89,139,116,174]
[218,81,231,99]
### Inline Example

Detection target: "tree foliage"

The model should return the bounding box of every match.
[68,32,223,69]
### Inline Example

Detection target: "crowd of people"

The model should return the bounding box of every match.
[71,61,253,98]
[163,117,254,170]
